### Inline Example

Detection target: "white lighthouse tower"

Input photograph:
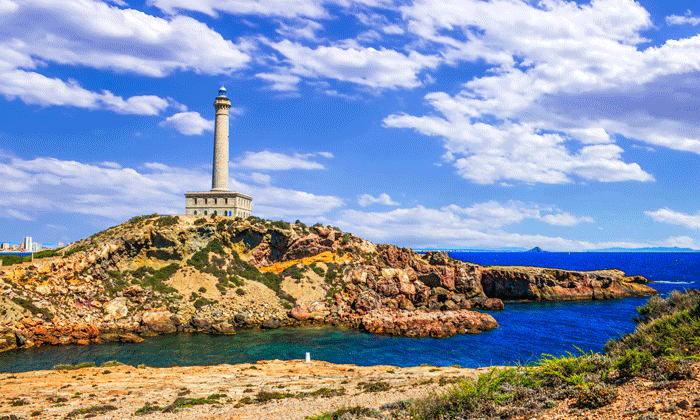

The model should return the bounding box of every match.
[184,87,252,218]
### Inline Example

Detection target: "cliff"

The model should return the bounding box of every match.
[0,215,657,352]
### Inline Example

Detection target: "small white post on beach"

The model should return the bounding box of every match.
[305,352,311,363]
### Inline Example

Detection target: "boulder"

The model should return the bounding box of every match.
[212,322,236,334]
[190,317,211,330]
[353,290,382,313]
[104,297,128,320]
[289,305,310,321]
[141,310,177,334]
[261,319,280,329]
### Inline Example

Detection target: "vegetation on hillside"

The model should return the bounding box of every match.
[307,289,700,420]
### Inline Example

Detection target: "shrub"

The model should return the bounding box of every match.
[271,220,291,230]
[575,383,618,409]
[135,402,162,415]
[305,406,381,420]
[193,297,216,309]
[154,215,179,228]
[616,349,652,379]
[65,404,118,418]
[194,218,207,225]
[236,288,246,296]
[12,297,53,320]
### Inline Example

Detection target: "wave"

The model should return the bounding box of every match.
[652,281,695,284]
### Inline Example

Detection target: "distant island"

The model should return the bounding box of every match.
[526,246,547,253]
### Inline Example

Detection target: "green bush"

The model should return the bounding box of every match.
[0,254,30,266]
[271,220,291,230]
[154,215,179,228]
[12,297,53,320]
[305,406,380,420]
[616,349,652,379]
[575,383,618,409]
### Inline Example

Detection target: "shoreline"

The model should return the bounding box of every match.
[0,359,486,420]
[2,359,698,420]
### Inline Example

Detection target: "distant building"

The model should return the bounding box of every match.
[185,87,252,218]
[31,243,42,252]
[11,245,18,250]
[23,237,32,252]
[0,243,8,250]
[58,241,64,248]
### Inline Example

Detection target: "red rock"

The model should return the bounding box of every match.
[290,305,310,321]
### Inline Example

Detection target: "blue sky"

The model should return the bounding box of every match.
[2,0,700,251]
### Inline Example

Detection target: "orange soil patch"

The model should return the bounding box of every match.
[258,251,353,273]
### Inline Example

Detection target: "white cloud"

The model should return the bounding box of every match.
[1,0,250,80]
[645,208,700,229]
[0,70,170,115]
[265,39,440,90]
[661,236,700,249]
[382,24,404,35]
[332,204,599,250]
[357,193,399,207]
[233,151,332,170]
[0,154,343,221]
[255,72,302,92]
[148,0,329,19]
[666,11,700,26]
[541,213,595,227]
[159,112,215,136]
[380,0,700,184]
[250,172,272,185]
[6,208,33,221]
[275,18,324,41]
[0,0,18,14]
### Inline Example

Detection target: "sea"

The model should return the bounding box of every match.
[0,252,697,373]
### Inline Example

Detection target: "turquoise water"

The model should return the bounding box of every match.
[0,252,696,373]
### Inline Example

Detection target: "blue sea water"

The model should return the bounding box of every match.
[0,252,697,373]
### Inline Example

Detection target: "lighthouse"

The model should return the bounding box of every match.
[184,87,252,218]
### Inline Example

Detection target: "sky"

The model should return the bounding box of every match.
[2,0,700,251]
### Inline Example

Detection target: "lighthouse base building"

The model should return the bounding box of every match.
[185,87,252,218]
[185,191,252,218]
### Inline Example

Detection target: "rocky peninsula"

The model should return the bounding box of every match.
[0,215,657,352]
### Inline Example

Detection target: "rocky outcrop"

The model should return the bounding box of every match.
[481,267,656,301]
[0,215,659,352]
[354,309,498,338]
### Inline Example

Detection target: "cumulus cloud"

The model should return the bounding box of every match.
[2,0,250,77]
[148,0,328,19]
[159,112,215,136]
[645,208,700,229]
[264,39,440,90]
[379,0,700,184]
[357,193,399,207]
[331,204,601,250]
[0,70,170,114]
[255,73,303,92]
[666,11,700,26]
[233,151,332,170]
[661,236,700,249]
[0,154,343,222]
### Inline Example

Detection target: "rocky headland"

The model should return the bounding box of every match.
[0,215,658,352]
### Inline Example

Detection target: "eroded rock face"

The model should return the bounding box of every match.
[0,214,659,352]
[141,310,177,334]
[481,267,656,301]
[104,297,128,320]
[356,309,499,338]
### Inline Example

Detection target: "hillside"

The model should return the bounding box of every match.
[0,215,657,352]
